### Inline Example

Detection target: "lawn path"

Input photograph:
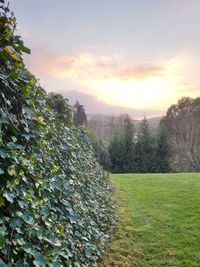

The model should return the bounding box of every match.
[100,173,200,267]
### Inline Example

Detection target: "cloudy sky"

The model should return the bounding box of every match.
[10,0,200,117]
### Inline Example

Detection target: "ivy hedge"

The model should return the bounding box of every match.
[0,2,116,266]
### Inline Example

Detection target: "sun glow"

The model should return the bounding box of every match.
[78,57,186,110]
[82,76,176,109]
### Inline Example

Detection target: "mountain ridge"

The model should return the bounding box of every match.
[58,90,165,119]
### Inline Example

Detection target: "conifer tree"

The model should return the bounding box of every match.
[155,119,171,172]
[73,101,87,127]
[108,115,135,173]
[135,117,156,173]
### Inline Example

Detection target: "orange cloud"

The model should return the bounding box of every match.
[28,50,92,79]
[98,65,164,80]
[28,50,164,82]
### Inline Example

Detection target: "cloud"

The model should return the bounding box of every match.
[28,49,91,78]
[99,65,164,80]
[27,49,164,82]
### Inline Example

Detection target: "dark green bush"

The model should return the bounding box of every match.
[0,2,115,266]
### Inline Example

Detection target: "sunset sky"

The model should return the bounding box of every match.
[10,0,200,117]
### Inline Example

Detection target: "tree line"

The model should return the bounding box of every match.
[46,92,200,174]
[93,97,200,174]
[163,97,200,172]
[93,115,170,173]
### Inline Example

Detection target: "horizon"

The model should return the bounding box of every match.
[10,0,200,116]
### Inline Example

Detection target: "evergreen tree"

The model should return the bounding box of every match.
[108,133,124,173]
[135,117,156,173]
[108,115,135,173]
[155,119,171,172]
[73,101,87,127]
[121,116,135,172]
[88,129,111,171]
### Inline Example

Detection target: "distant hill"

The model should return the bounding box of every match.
[60,90,165,119]
[58,90,162,142]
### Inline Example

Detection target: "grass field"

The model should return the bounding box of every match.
[101,173,200,267]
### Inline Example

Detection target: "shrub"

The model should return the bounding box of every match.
[0,2,115,266]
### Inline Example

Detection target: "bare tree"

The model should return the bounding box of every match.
[164,97,200,172]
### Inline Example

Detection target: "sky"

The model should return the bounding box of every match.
[9,0,200,118]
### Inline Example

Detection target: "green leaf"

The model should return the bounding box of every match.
[4,192,15,203]
[16,259,29,267]
[10,218,22,229]
[50,262,60,267]
[7,165,17,176]
[33,253,47,266]
[22,210,34,225]
[33,117,47,126]
[4,46,20,61]
[21,45,31,54]
[0,234,5,248]
[0,196,5,207]
[0,167,4,174]
[0,259,7,267]
[23,107,34,117]
[0,149,6,159]
[0,225,7,249]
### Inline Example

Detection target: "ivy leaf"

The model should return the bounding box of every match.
[22,107,34,118]
[0,225,7,249]
[0,167,4,174]
[0,149,6,159]
[7,165,17,176]
[33,117,47,126]
[16,259,29,267]
[50,262,60,267]
[33,253,47,267]
[0,234,5,248]
[10,218,22,229]
[4,192,15,203]
[4,46,20,61]
[0,259,7,267]
[20,45,31,54]
[0,196,5,207]
[22,211,34,225]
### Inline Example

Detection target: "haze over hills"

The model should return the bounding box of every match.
[88,113,161,143]
[55,90,162,142]
[60,90,165,120]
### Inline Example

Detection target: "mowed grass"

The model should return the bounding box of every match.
[101,173,200,267]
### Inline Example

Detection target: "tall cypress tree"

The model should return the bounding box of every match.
[108,133,124,173]
[108,115,135,173]
[135,117,156,173]
[73,101,87,127]
[121,116,135,172]
[156,119,171,172]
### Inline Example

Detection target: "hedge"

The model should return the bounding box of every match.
[0,2,116,266]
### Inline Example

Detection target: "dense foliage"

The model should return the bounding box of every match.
[0,2,115,266]
[93,97,200,174]
[46,92,72,127]
[163,97,200,172]
[106,116,170,173]
[73,101,87,127]
[108,115,135,173]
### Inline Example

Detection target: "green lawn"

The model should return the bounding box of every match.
[101,173,200,267]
